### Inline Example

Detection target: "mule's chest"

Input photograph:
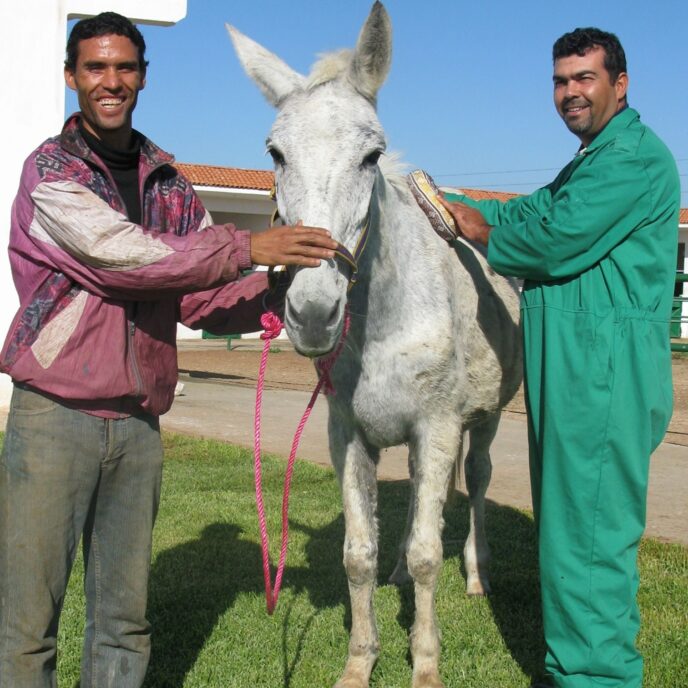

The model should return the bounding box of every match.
[330,340,460,448]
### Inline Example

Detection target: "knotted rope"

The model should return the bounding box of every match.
[253,307,351,614]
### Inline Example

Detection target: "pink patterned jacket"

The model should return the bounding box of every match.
[1,114,272,418]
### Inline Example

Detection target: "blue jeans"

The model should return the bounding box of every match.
[0,384,163,688]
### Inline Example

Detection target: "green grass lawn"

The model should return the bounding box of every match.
[33,432,687,686]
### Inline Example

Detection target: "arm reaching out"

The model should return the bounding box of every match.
[250,223,338,266]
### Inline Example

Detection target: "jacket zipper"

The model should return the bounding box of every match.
[88,151,150,399]
[74,135,174,402]
[127,306,144,398]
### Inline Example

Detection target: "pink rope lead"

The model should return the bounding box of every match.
[253,308,351,614]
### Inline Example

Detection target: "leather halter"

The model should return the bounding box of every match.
[270,185,371,291]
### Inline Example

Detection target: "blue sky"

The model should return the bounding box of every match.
[66,0,688,204]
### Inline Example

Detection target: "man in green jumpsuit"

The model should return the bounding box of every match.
[440,28,680,688]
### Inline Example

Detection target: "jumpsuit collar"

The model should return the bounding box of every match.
[576,107,639,157]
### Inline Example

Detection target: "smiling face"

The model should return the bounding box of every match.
[64,33,146,148]
[553,45,628,146]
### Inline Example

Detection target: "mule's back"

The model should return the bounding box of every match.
[356,169,522,428]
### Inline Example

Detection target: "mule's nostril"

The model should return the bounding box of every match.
[286,297,340,331]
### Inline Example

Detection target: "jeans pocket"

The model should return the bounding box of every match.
[11,385,58,416]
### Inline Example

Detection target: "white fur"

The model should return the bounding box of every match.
[230,4,522,687]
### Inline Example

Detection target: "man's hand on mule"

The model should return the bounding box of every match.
[438,197,492,246]
[250,222,338,267]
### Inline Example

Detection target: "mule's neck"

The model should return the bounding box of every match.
[371,172,426,274]
[347,172,430,336]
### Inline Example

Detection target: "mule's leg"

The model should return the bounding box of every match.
[407,420,463,688]
[390,432,464,586]
[463,414,499,596]
[388,448,415,585]
[330,424,381,688]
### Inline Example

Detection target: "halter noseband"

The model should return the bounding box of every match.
[270,184,370,291]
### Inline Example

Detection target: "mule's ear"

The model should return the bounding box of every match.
[349,1,392,102]
[226,24,305,107]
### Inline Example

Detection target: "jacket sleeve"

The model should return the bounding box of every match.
[459,185,555,227]
[486,150,653,281]
[178,270,289,334]
[27,178,253,300]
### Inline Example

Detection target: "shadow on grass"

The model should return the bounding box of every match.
[478,496,547,681]
[144,481,544,686]
[145,523,264,687]
[440,490,546,681]
[291,480,545,683]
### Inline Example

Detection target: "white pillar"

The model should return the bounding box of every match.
[0,0,186,406]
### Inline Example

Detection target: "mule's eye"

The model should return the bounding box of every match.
[362,150,382,168]
[267,147,285,166]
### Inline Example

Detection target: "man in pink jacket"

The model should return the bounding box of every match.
[0,12,336,687]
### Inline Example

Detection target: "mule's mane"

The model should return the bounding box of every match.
[306,49,353,91]
[302,48,409,194]
[304,25,390,104]
[379,153,409,190]
[305,51,410,195]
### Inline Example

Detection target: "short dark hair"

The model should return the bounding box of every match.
[65,11,148,72]
[553,27,627,83]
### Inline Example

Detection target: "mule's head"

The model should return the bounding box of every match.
[228,2,392,356]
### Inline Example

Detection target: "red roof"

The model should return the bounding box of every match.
[455,189,519,203]
[462,190,688,224]
[174,163,273,191]
[174,163,687,222]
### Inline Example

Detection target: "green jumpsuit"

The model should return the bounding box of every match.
[451,108,680,687]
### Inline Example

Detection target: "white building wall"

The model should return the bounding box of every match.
[177,188,275,339]
[0,0,186,409]
[679,225,688,338]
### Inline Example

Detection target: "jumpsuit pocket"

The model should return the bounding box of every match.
[592,315,614,389]
[639,323,673,449]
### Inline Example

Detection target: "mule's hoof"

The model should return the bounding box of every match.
[334,675,369,688]
[412,668,445,688]
[466,577,491,596]
[334,655,376,688]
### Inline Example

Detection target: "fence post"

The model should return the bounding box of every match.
[201,331,240,350]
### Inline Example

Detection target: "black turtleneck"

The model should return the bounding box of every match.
[79,123,142,225]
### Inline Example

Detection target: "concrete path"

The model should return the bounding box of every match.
[162,375,688,546]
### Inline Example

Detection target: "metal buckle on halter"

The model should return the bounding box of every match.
[334,244,358,287]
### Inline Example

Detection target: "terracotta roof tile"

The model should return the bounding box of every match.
[174,163,687,222]
[458,188,520,203]
[446,187,688,223]
[173,164,523,201]
[174,163,274,191]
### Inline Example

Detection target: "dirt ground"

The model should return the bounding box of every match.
[177,341,688,447]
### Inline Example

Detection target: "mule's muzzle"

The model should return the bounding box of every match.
[285,297,344,357]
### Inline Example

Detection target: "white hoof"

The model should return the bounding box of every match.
[466,575,491,596]
[412,668,445,688]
